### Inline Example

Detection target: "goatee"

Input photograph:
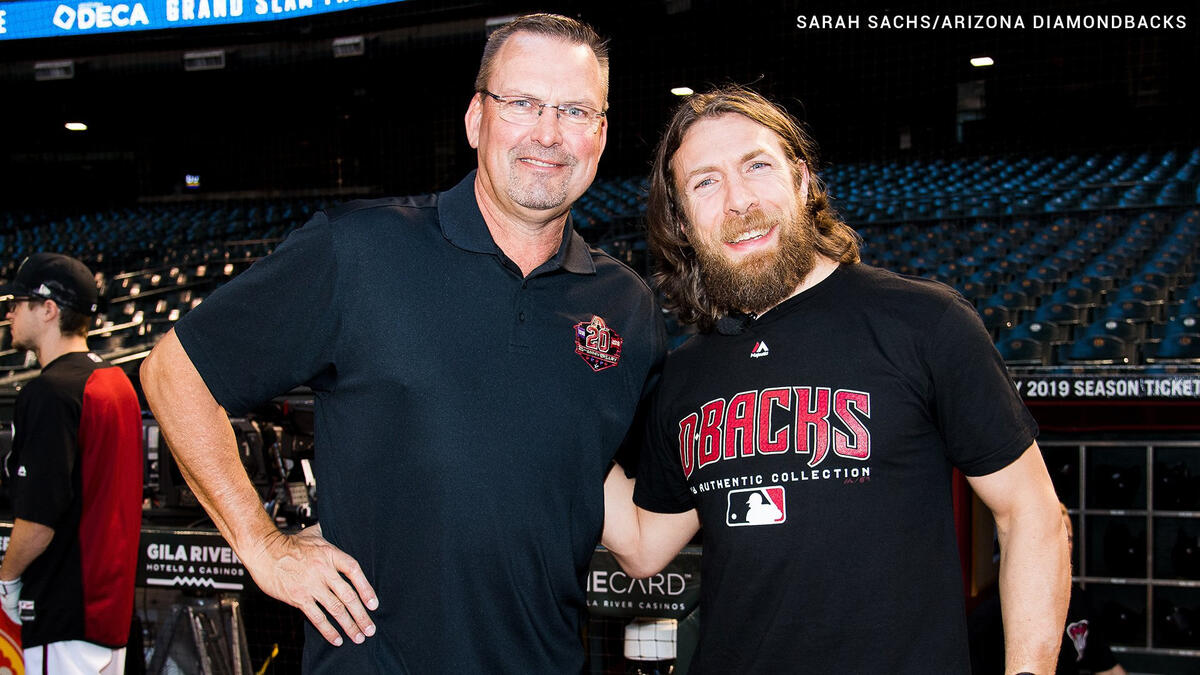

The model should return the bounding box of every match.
[694,207,816,315]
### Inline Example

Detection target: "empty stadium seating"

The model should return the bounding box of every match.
[2,147,1199,380]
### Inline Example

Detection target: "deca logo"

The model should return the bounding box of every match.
[53,2,150,31]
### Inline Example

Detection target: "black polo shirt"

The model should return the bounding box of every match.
[174,171,665,674]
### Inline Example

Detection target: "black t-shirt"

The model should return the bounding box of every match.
[635,264,1037,673]
[8,351,143,648]
[969,585,1121,674]
[174,172,666,673]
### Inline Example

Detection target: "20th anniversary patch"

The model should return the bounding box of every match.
[574,316,623,372]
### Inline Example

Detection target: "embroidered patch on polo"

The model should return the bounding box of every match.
[574,316,623,372]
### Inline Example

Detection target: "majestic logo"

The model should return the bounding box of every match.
[678,386,871,479]
[1066,619,1089,660]
[726,486,786,526]
[750,341,770,358]
[574,316,623,372]
[15,466,25,477]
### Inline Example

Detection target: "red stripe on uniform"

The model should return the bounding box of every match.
[76,367,142,647]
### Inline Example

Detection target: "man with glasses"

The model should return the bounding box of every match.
[141,13,664,673]
[0,253,142,674]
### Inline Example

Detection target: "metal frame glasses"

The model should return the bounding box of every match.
[479,90,606,131]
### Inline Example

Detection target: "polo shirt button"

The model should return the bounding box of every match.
[519,312,525,321]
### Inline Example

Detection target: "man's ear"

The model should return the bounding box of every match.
[464,93,483,149]
[795,159,811,208]
[34,299,61,328]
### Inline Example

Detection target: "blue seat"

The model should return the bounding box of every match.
[1147,333,1200,362]
[1064,335,1135,365]
[1071,275,1113,295]
[958,281,993,303]
[1012,277,1046,299]
[1112,282,1168,306]
[1103,300,1158,324]
[997,336,1050,366]
[978,305,1014,336]
[1162,314,1200,338]
[1059,286,1097,309]
[983,290,1035,314]
[1083,318,1145,343]
[1013,320,1071,344]
[1033,302,1085,328]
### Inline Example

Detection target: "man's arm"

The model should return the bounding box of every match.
[141,329,377,646]
[967,442,1069,675]
[602,464,700,578]
[0,518,55,580]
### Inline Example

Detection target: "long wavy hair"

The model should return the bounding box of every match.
[647,86,860,332]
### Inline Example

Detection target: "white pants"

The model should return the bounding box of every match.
[23,641,126,675]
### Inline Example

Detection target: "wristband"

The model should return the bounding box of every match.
[0,578,20,596]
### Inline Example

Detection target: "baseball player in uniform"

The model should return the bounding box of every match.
[1,253,142,674]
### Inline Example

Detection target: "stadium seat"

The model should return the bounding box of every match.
[1036,300,1085,324]
[1112,282,1168,306]
[1147,334,1200,362]
[978,306,1014,337]
[996,336,1051,367]
[1014,320,1071,344]
[1103,300,1159,324]
[1064,335,1136,365]
[1083,318,1145,343]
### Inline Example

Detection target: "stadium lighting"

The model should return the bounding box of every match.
[671,87,694,96]
[65,122,88,131]
[970,57,995,68]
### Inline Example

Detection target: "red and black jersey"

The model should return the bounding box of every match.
[7,351,142,649]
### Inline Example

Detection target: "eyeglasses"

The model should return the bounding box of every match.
[1,296,34,311]
[479,90,606,131]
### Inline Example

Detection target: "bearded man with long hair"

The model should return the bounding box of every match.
[602,86,1069,674]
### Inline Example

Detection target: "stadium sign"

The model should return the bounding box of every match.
[1013,374,1200,401]
[138,527,249,590]
[0,0,407,40]
[587,547,700,619]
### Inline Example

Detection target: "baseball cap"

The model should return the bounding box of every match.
[0,253,99,315]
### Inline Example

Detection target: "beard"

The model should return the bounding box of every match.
[692,206,817,315]
[504,143,578,210]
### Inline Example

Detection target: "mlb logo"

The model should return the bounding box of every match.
[726,486,786,527]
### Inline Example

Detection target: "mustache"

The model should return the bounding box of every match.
[719,210,778,241]
[509,144,577,167]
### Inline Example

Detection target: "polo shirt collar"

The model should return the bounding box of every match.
[438,170,595,276]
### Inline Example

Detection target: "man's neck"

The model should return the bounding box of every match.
[474,178,569,277]
[35,335,90,368]
[753,254,841,319]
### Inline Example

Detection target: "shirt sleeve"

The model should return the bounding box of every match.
[11,382,77,527]
[174,211,342,416]
[633,386,695,514]
[926,293,1039,476]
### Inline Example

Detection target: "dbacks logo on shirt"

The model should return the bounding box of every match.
[677,386,871,479]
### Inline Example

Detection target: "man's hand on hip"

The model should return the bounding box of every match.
[243,524,378,646]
